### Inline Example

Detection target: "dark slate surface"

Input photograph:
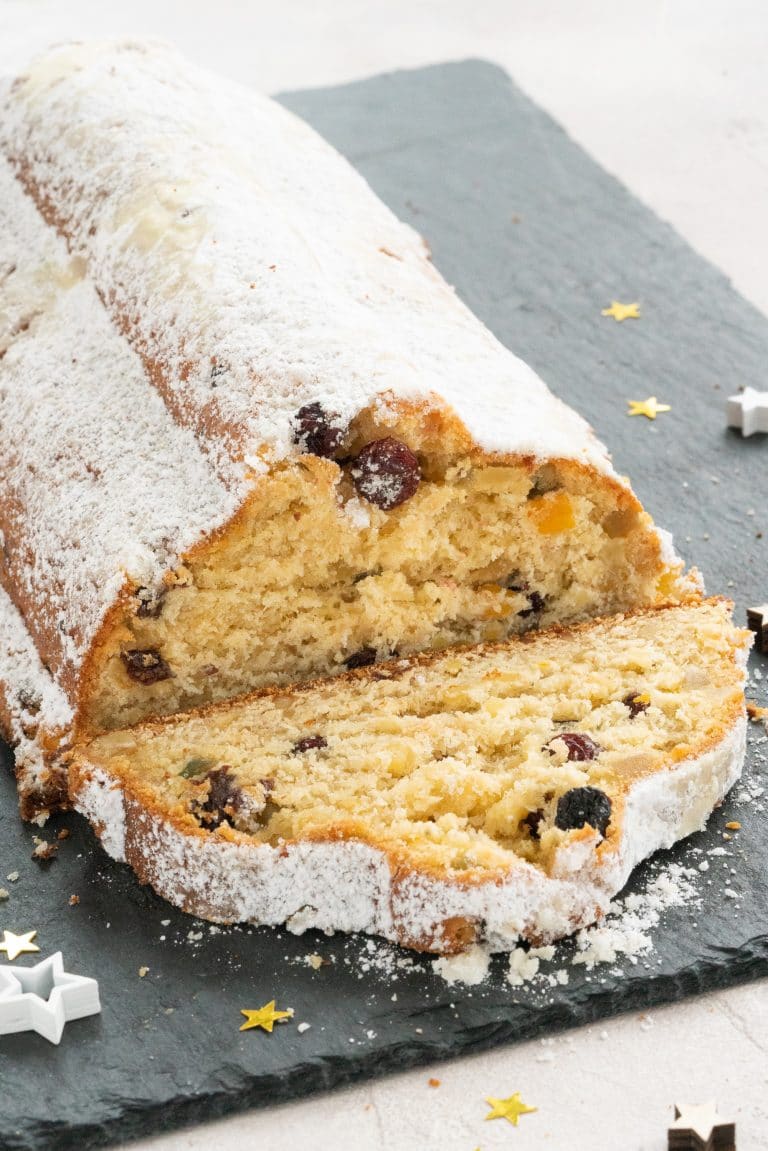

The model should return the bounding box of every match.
[2,59,768,1151]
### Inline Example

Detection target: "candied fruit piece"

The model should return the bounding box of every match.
[180,756,215,779]
[527,489,575,535]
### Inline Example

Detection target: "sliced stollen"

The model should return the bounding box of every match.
[72,600,751,954]
[0,41,696,818]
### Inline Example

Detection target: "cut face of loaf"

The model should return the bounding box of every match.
[73,600,751,954]
[0,43,696,817]
[88,452,681,734]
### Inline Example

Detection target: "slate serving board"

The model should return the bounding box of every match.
[2,59,768,1151]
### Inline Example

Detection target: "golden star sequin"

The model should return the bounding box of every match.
[239,1000,293,1033]
[484,1092,537,1126]
[627,396,671,420]
[0,929,40,961]
[602,300,640,321]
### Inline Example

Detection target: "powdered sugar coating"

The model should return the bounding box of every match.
[72,711,748,953]
[0,583,73,807]
[0,156,241,687]
[1,40,619,476]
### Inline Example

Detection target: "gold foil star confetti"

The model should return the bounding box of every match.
[484,1092,537,1127]
[627,396,671,420]
[239,1000,293,1033]
[602,300,641,321]
[0,929,40,961]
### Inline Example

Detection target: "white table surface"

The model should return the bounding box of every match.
[2,2,767,1147]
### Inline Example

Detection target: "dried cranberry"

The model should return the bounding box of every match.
[121,648,172,685]
[623,692,649,719]
[345,646,378,670]
[292,735,328,753]
[546,732,601,761]
[350,438,421,510]
[555,787,612,835]
[293,402,346,458]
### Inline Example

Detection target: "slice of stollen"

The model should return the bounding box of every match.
[72,599,751,954]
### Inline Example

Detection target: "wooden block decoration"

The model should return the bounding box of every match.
[668,1101,736,1151]
[747,605,768,655]
[726,387,768,436]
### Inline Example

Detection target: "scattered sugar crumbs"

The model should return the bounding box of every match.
[430,861,704,989]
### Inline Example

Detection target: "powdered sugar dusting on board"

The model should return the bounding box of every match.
[0,40,618,476]
[0,156,241,684]
[571,862,700,969]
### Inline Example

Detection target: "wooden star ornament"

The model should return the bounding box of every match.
[747,604,768,654]
[0,929,40,961]
[628,396,671,420]
[484,1092,537,1126]
[602,300,640,321]
[239,1000,293,1033]
[668,1100,735,1150]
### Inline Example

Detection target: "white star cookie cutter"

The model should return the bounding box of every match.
[726,386,768,436]
[0,952,100,1044]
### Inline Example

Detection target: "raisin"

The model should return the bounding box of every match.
[121,648,172,685]
[292,735,328,753]
[345,646,378,670]
[18,686,42,715]
[521,809,544,839]
[555,787,612,836]
[504,577,545,618]
[546,732,601,761]
[196,765,241,829]
[350,438,421,510]
[623,692,649,719]
[293,402,346,458]
[136,586,167,619]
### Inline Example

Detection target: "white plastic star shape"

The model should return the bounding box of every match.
[0,952,100,1045]
[726,386,768,436]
